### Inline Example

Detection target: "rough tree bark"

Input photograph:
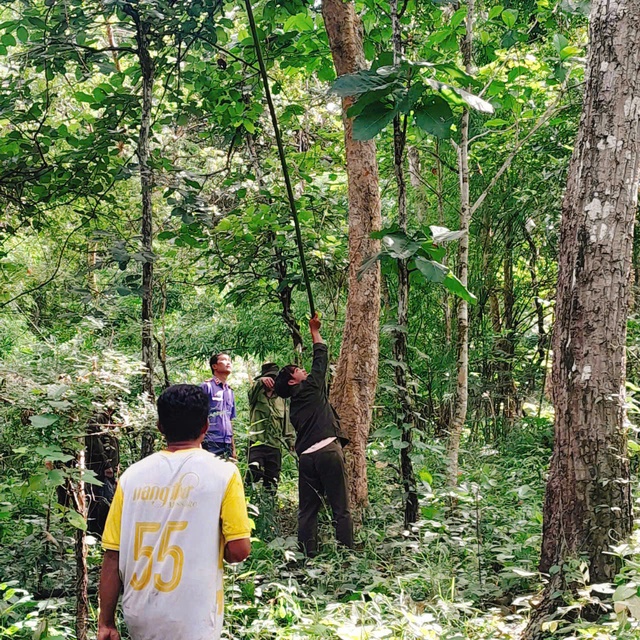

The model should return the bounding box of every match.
[446,0,474,487]
[322,0,382,515]
[524,0,639,634]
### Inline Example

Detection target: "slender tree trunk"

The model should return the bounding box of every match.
[523,223,547,365]
[323,0,382,516]
[74,449,88,640]
[130,10,156,459]
[87,241,98,299]
[446,0,474,487]
[436,140,452,346]
[524,0,639,634]
[389,0,418,526]
[495,214,519,425]
[155,281,170,389]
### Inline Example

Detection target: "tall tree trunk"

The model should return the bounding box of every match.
[390,0,418,526]
[74,450,88,640]
[436,140,452,346]
[495,213,519,425]
[524,0,639,634]
[446,0,474,487]
[323,0,382,516]
[129,8,156,459]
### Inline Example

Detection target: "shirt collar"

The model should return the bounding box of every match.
[213,377,229,388]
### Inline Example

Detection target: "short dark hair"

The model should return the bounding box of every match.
[157,384,209,443]
[274,365,297,398]
[209,352,229,372]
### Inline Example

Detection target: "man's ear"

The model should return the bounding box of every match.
[157,420,164,434]
[200,422,208,436]
[288,378,297,386]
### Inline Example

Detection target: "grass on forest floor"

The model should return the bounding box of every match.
[1,418,640,639]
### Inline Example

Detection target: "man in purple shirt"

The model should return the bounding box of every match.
[200,352,237,459]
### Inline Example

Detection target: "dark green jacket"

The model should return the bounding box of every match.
[248,380,295,450]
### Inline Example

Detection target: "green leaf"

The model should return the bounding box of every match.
[450,8,467,28]
[66,510,87,531]
[331,70,397,98]
[443,272,477,304]
[1,33,16,47]
[489,5,504,19]
[30,414,60,428]
[414,256,448,283]
[430,225,465,243]
[552,33,570,53]
[357,252,383,279]
[414,96,454,139]
[426,78,495,114]
[502,9,518,28]
[35,445,72,463]
[433,63,478,88]
[283,13,314,31]
[16,26,28,43]
[485,118,509,127]
[352,102,397,140]
[380,232,421,260]
[559,45,581,60]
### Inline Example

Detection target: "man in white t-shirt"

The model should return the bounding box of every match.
[97,384,251,640]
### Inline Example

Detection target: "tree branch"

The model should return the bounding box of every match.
[470,98,563,217]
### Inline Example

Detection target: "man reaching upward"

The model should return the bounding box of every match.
[274,314,353,556]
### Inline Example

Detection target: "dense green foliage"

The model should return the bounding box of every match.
[2,0,640,638]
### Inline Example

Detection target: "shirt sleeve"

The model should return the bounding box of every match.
[230,389,237,421]
[102,482,124,551]
[220,467,252,543]
[305,343,328,389]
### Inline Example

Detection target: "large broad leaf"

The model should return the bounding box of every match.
[380,232,422,260]
[425,78,494,114]
[66,509,87,531]
[433,62,479,88]
[330,71,397,98]
[352,102,398,140]
[357,251,383,279]
[443,271,477,304]
[414,95,454,139]
[347,86,397,118]
[415,256,448,283]
[430,225,466,243]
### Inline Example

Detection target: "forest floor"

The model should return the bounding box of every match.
[1,417,639,639]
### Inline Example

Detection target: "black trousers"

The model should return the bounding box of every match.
[248,444,282,492]
[298,440,353,556]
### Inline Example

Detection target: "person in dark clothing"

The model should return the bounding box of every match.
[247,363,295,494]
[86,409,120,535]
[274,314,353,556]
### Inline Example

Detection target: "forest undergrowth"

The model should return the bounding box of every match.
[2,416,639,640]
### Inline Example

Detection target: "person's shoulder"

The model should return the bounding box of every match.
[118,451,163,483]
[198,453,238,484]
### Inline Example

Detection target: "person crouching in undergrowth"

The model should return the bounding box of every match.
[274,314,353,557]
